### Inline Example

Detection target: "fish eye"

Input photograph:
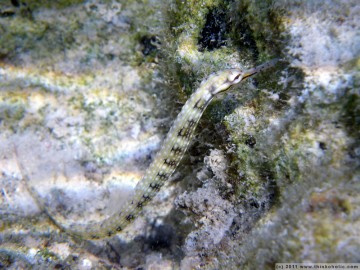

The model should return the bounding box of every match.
[229,73,241,82]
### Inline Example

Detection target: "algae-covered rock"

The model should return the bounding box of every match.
[0,0,359,269]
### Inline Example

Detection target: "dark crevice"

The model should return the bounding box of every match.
[140,35,160,56]
[198,8,230,52]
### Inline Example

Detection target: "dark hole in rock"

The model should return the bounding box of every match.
[198,8,229,51]
[140,36,159,56]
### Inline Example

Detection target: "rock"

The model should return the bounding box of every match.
[0,0,358,269]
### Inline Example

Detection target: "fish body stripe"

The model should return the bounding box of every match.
[68,74,219,238]
[20,60,278,239]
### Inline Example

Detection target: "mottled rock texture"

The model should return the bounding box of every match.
[0,0,359,269]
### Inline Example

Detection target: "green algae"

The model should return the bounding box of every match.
[0,0,358,268]
[0,16,47,58]
[170,0,359,267]
[0,91,27,132]
[160,0,288,222]
[21,0,84,9]
[163,1,242,96]
[232,0,286,60]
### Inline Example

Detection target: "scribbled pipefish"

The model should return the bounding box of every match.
[20,59,278,239]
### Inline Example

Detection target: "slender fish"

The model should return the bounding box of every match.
[19,59,278,239]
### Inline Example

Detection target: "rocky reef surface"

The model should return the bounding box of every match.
[0,0,359,269]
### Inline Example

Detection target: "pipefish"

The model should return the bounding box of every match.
[17,59,279,239]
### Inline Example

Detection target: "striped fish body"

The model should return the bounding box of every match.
[19,59,279,239]
[87,70,238,239]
